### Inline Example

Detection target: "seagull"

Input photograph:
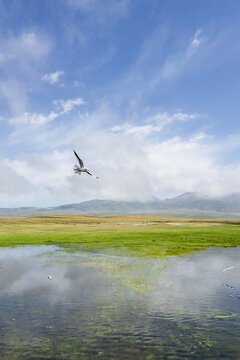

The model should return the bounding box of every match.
[223,266,235,272]
[48,275,52,280]
[73,150,99,179]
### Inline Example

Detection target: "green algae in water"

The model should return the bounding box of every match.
[0,246,240,359]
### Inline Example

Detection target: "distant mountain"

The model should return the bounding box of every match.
[1,192,240,218]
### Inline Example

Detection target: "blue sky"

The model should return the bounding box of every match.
[1,0,240,207]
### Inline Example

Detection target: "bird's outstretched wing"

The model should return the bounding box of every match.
[73,150,84,168]
[86,170,99,179]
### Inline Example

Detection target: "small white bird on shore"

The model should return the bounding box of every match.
[48,275,52,280]
[73,150,99,179]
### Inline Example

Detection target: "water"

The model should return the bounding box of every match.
[0,245,240,359]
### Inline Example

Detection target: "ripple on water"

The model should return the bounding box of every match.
[0,246,240,359]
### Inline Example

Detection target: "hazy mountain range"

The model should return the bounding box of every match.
[1,192,240,218]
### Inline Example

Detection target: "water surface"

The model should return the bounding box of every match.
[0,245,240,359]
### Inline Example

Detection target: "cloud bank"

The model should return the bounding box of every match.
[1,104,240,207]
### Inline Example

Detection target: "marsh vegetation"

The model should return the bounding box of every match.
[0,215,240,256]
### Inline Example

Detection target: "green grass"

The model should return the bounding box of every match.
[0,215,240,256]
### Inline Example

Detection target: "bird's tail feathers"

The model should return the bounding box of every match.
[74,165,81,174]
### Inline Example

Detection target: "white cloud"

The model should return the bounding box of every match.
[112,123,159,139]
[54,97,85,114]
[191,29,203,47]
[9,97,85,126]
[112,112,200,139]
[9,111,58,126]
[146,111,200,124]
[41,70,64,85]
[171,112,200,121]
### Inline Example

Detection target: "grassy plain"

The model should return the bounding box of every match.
[0,215,240,256]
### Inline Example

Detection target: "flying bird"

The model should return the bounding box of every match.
[73,150,99,179]
[223,266,235,272]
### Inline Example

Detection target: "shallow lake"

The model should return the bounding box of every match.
[0,245,240,359]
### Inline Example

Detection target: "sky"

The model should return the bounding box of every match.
[1,0,240,207]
